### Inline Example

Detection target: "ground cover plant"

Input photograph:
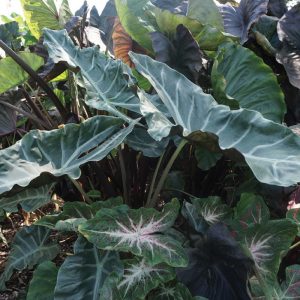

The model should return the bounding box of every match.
[1,0,300,299]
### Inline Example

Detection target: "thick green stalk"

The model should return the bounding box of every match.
[146,149,166,207]
[147,140,187,208]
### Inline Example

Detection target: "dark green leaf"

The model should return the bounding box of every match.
[212,42,286,123]
[238,220,297,286]
[234,193,270,228]
[0,226,59,290]
[54,236,123,300]
[0,21,21,50]
[0,183,54,213]
[195,146,222,171]
[26,261,58,300]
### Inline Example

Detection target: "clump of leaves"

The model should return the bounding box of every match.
[1,0,300,299]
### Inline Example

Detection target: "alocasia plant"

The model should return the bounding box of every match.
[1,0,300,299]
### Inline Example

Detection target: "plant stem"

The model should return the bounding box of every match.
[146,149,166,207]
[118,146,129,205]
[69,177,92,204]
[0,100,51,129]
[0,39,68,121]
[147,140,187,208]
[21,87,54,129]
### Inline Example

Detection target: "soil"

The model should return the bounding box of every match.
[0,204,76,300]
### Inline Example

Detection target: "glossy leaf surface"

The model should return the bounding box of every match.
[0,116,135,194]
[130,52,300,187]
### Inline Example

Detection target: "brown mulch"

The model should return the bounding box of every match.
[0,204,76,300]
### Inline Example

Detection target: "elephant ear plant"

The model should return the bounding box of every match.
[1,0,300,299]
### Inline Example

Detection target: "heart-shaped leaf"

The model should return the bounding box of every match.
[0,116,136,194]
[130,52,300,187]
[212,42,286,123]
[79,199,188,267]
[239,220,297,286]
[54,236,123,300]
[0,226,59,290]
[219,0,269,44]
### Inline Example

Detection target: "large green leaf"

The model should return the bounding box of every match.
[43,29,140,121]
[0,116,136,194]
[79,199,188,267]
[212,42,286,123]
[0,225,59,290]
[130,52,300,187]
[20,0,72,39]
[187,0,224,31]
[0,183,54,213]
[115,0,154,52]
[26,261,58,300]
[0,52,43,94]
[239,220,297,286]
[54,236,123,300]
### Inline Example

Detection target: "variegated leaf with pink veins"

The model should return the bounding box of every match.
[238,220,297,287]
[78,199,188,267]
